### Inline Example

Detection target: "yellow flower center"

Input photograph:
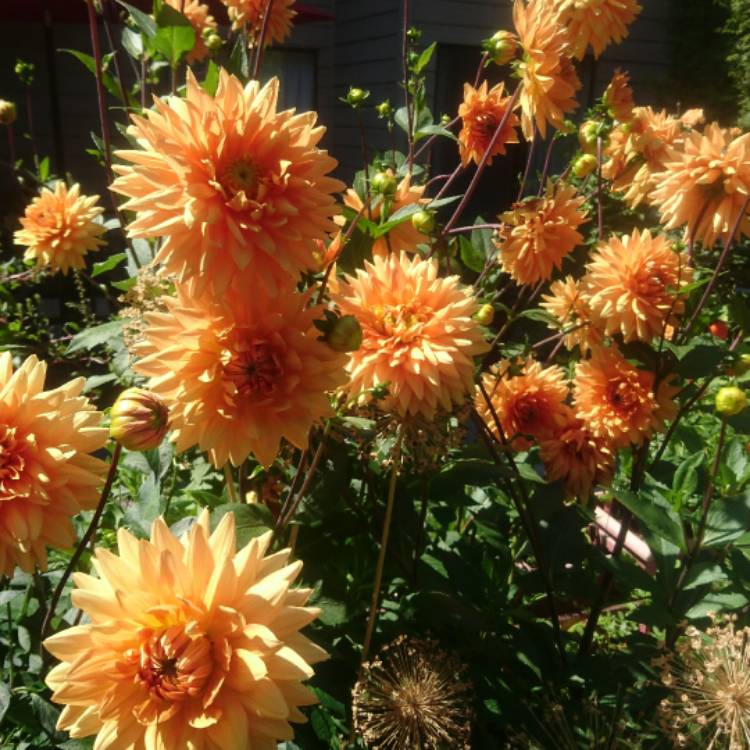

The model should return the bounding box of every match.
[606,378,643,416]
[221,158,260,198]
[224,342,284,396]
[373,303,429,339]
[475,111,500,143]
[0,425,27,491]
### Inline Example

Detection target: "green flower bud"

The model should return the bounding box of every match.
[734,354,750,376]
[484,30,518,66]
[376,100,393,119]
[346,87,370,107]
[578,119,601,154]
[475,304,494,326]
[204,32,223,50]
[371,170,398,196]
[715,386,748,417]
[326,315,362,353]
[411,209,435,234]
[110,388,169,451]
[407,27,422,43]
[573,154,599,179]
[0,100,17,126]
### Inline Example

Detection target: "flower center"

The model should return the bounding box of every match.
[220,158,260,198]
[224,342,284,396]
[373,303,429,338]
[513,395,541,431]
[606,379,641,416]
[0,425,26,490]
[475,112,500,143]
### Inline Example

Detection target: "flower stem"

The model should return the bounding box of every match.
[252,0,276,80]
[596,136,604,242]
[224,463,239,503]
[516,127,537,202]
[401,0,414,173]
[42,442,122,638]
[85,0,113,182]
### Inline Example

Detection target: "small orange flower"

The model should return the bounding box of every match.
[333,252,489,419]
[343,175,427,256]
[222,0,296,46]
[477,358,572,449]
[651,123,750,247]
[457,81,520,167]
[134,280,347,468]
[603,68,634,121]
[514,0,581,139]
[14,182,105,274]
[45,510,324,749]
[111,70,343,295]
[539,418,614,499]
[555,0,642,60]
[0,353,108,576]
[496,182,588,285]
[584,229,692,343]
[574,347,678,447]
[540,275,602,352]
[165,0,217,62]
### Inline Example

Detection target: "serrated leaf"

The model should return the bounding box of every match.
[152,3,195,67]
[704,490,750,547]
[117,0,157,39]
[414,41,436,74]
[210,504,273,546]
[613,487,686,551]
[459,236,485,273]
[66,320,125,354]
[62,50,124,103]
[91,252,127,278]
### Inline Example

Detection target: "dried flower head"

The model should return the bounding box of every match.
[540,275,603,353]
[119,264,174,352]
[496,182,588,285]
[352,635,473,749]
[164,0,217,62]
[45,510,325,749]
[111,70,343,295]
[14,182,105,275]
[457,80,520,167]
[656,615,750,749]
[222,0,296,46]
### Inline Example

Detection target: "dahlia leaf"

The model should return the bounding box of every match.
[66,320,125,354]
[116,1,157,40]
[91,252,127,278]
[152,3,196,68]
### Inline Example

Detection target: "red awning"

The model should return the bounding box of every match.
[1,1,333,26]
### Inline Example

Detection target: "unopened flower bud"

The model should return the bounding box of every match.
[371,170,397,196]
[475,304,494,326]
[573,153,599,178]
[734,353,750,376]
[440,113,451,125]
[204,32,223,50]
[578,120,600,154]
[110,387,169,451]
[485,30,518,66]
[325,315,362,353]
[376,100,393,119]
[0,100,16,126]
[411,209,435,234]
[346,87,369,107]
[406,26,422,43]
[715,386,748,417]
[14,60,34,86]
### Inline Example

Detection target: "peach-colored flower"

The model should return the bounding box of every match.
[457,80,520,167]
[574,347,678,447]
[496,182,588,285]
[165,0,217,62]
[514,0,581,139]
[476,358,572,449]
[45,510,324,750]
[333,252,489,418]
[603,68,634,121]
[343,175,427,257]
[111,70,343,295]
[651,123,750,247]
[14,182,105,274]
[539,417,614,499]
[555,0,642,59]
[540,275,602,352]
[0,353,107,576]
[583,229,692,343]
[134,280,347,468]
[222,0,296,46]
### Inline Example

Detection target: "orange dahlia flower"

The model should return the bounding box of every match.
[555,0,642,60]
[343,175,427,256]
[333,252,489,419]
[603,68,634,122]
[165,0,217,62]
[514,0,581,139]
[495,181,588,285]
[651,123,750,248]
[574,347,678,447]
[0,353,107,576]
[457,80,520,167]
[223,0,296,46]
[584,229,692,343]
[539,418,614,499]
[111,70,343,295]
[45,510,324,749]
[540,275,602,352]
[134,280,347,468]
[476,358,572,449]
[14,182,105,275]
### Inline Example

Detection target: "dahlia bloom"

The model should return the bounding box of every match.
[333,252,489,418]
[540,275,602,352]
[14,182,105,274]
[45,510,324,750]
[223,0,296,46]
[165,0,217,62]
[476,358,572,450]
[602,69,634,121]
[457,81,520,167]
[539,418,614,499]
[111,71,343,295]
[574,347,678,447]
[514,0,581,139]
[583,229,692,343]
[651,123,750,247]
[495,182,588,285]
[0,353,108,576]
[554,0,642,59]
[134,280,347,468]
[343,176,427,257]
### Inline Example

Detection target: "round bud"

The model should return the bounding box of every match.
[475,304,494,326]
[347,87,369,106]
[578,120,600,154]
[440,113,451,125]
[572,154,599,179]
[326,315,362,353]
[709,320,729,341]
[0,100,17,126]
[407,26,422,42]
[371,170,398,196]
[716,386,748,417]
[205,32,223,50]
[411,209,435,234]
[486,30,518,66]
[376,100,393,119]
[110,387,169,451]
[734,353,750,376]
